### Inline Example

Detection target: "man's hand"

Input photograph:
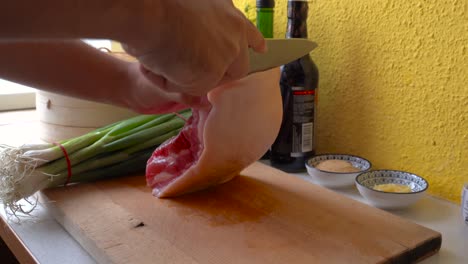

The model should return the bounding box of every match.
[121,0,266,97]
[121,62,200,114]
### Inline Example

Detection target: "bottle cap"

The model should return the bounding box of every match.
[257,0,275,8]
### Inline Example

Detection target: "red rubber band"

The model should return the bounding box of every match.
[53,142,72,186]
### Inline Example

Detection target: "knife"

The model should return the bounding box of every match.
[248,39,318,74]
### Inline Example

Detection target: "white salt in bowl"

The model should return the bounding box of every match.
[355,170,428,210]
[305,154,372,188]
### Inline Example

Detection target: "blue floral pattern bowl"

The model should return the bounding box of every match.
[355,170,429,209]
[305,154,371,188]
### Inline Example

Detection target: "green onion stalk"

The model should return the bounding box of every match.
[0,110,191,213]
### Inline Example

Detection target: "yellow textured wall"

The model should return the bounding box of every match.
[235,0,467,203]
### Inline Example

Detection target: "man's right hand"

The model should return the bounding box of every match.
[120,0,266,98]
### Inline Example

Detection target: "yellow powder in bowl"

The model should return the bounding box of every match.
[373,184,412,193]
[314,159,361,173]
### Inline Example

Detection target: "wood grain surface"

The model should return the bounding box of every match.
[41,162,441,264]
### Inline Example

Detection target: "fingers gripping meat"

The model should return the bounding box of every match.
[146,69,282,197]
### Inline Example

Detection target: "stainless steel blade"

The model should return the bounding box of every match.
[248,39,318,74]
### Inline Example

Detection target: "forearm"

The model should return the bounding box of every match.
[0,41,129,105]
[0,1,151,41]
[0,40,187,112]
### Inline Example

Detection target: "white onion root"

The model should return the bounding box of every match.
[0,145,51,214]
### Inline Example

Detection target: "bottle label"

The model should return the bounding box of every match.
[291,87,314,157]
[463,184,468,225]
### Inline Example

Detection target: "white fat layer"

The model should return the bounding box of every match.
[151,171,174,184]
[151,156,175,165]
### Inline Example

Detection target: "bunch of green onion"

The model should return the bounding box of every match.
[0,109,191,213]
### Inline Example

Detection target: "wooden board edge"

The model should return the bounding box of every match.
[38,192,107,264]
[0,214,39,264]
[389,233,442,263]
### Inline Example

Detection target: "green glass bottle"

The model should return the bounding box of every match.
[256,0,275,38]
[257,0,275,160]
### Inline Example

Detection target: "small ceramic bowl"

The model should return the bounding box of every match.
[355,170,429,210]
[305,154,372,188]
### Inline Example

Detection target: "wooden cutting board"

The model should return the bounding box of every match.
[40,162,441,264]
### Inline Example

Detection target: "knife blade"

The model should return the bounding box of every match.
[248,39,317,74]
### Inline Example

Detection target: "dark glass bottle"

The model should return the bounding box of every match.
[270,0,319,172]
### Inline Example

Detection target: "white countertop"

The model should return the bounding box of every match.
[1,110,467,263]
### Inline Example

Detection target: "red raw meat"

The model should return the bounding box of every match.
[146,69,282,197]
